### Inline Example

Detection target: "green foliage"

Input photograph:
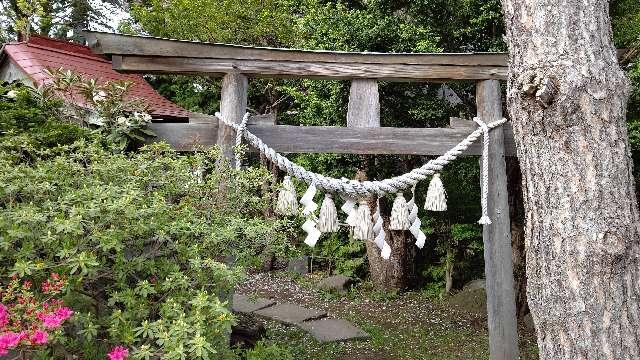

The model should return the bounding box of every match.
[611,0,640,47]
[244,341,294,360]
[314,233,367,278]
[130,0,297,46]
[0,89,296,358]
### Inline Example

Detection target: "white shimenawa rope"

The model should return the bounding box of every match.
[218,112,504,223]
[474,117,492,225]
[233,113,251,169]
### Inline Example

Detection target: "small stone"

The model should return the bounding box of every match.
[287,256,310,275]
[317,275,352,294]
[254,303,327,325]
[232,294,276,314]
[463,279,486,292]
[231,313,266,349]
[299,318,369,343]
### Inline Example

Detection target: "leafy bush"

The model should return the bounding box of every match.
[0,86,296,358]
[0,82,92,150]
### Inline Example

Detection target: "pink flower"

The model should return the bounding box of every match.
[30,330,48,345]
[55,307,73,321]
[107,346,129,360]
[37,307,73,329]
[37,313,63,329]
[0,331,27,349]
[0,304,8,328]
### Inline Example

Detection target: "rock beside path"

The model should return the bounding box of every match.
[317,275,352,294]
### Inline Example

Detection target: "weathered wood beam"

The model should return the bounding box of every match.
[85,31,507,66]
[111,55,507,81]
[149,121,517,155]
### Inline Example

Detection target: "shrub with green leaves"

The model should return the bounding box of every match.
[0,87,296,358]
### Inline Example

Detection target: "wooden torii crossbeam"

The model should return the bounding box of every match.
[84,31,519,360]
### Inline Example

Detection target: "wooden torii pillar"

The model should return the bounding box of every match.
[477,80,519,360]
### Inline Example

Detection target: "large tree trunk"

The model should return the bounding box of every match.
[502,0,640,358]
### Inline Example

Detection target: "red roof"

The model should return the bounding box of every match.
[1,35,191,120]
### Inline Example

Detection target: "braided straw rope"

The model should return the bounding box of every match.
[216,112,505,203]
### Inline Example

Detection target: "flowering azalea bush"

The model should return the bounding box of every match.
[0,274,73,357]
[0,83,298,358]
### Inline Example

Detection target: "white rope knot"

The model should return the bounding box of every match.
[234,113,251,169]
[474,117,492,225]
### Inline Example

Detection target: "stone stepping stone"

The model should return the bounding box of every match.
[232,294,276,314]
[254,303,327,325]
[298,318,369,343]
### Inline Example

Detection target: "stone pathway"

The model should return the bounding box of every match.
[232,293,369,343]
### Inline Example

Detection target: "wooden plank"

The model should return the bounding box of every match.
[476,80,519,360]
[111,55,507,81]
[149,122,217,151]
[85,31,507,66]
[189,112,276,125]
[217,73,248,162]
[148,121,516,155]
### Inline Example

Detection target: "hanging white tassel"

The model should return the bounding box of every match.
[276,176,298,215]
[302,218,321,247]
[390,193,410,230]
[425,173,447,211]
[300,183,318,216]
[317,194,339,233]
[372,199,391,260]
[407,190,427,249]
[353,201,373,240]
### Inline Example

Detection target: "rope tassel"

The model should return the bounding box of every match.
[425,174,447,211]
[276,176,298,215]
[317,194,339,233]
[390,193,410,230]
[353,201,373,240]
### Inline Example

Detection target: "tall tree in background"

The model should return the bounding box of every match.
[0,0,123,41]
[502,0,640,357]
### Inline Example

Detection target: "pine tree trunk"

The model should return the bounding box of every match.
[502,0,640,358]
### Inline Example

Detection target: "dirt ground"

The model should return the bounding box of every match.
[236,272,539,360]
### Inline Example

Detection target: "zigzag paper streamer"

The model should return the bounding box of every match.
[300,184,318,216]
[373,199,391,259]
[341,196,358,226]
[407,193,427,249]
[302,218,321,247]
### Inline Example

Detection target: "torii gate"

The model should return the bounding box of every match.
[85,31,519,360]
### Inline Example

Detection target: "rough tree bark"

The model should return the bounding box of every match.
[502,0,640,358]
